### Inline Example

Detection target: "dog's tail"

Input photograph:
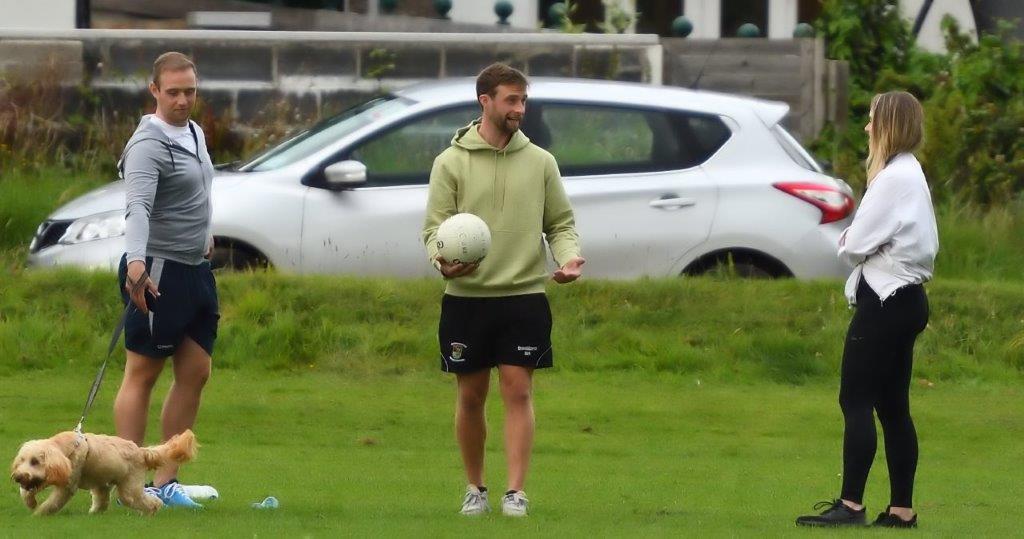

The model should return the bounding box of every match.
[141,430,198,470]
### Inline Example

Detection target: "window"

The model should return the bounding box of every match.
[721,0,768,37]
[772,124,822,173]
[346,105,479,186]
[240,95,412,172]
[531,102,731,176]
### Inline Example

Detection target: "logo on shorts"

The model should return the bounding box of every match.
[156,344,174,350]
[517,345,538,357]
[450,342,468,362]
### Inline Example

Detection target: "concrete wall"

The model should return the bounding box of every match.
[0,29,661,124]
[1,29,848,141]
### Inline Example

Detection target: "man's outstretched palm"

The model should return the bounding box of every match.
[553,257,585,283]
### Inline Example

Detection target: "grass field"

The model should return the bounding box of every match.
[2,167,1024,535]
[0,270,1023,536]
[1,371,1022,537]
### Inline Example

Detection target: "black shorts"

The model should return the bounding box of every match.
[438,293,553,373]
[118,254,219,359]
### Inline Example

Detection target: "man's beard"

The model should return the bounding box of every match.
[489,112,522,135]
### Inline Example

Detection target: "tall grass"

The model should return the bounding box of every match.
[0,63,327,177]
[1,270,1022,384]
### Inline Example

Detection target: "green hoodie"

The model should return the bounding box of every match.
[422,120,581,297]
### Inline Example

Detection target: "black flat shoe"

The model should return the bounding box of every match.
[873,509,918,528]
[795,499,867,527]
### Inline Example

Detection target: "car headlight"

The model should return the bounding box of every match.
[58,210,126,245]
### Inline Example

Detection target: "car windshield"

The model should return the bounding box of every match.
[238,95,413,172]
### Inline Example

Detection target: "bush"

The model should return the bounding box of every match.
[919,18,1024,204]
[814,4,1024,206]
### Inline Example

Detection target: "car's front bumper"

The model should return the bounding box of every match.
[27,237,125,271]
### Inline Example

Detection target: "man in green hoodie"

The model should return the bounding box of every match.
[422,63,585,517]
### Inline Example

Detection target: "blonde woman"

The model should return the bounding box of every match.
[797,91,938,528]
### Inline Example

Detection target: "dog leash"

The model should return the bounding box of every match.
[73,274,146,435]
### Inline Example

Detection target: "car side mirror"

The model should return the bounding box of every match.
[324,160,367,189]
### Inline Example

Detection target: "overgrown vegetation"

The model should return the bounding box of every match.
[0,65,332,178]
[1,268,1022,383]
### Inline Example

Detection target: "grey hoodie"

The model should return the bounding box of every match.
[119,115,215,265]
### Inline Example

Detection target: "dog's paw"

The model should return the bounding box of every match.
[20,488,38,510]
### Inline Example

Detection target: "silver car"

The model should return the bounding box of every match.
[28,78,854,279]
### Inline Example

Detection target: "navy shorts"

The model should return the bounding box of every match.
[118,254,219,358]
[438,293,553,373]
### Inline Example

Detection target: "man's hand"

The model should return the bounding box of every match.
[553,256,585,284]
[125,260,160,314]
[436,256,478,279]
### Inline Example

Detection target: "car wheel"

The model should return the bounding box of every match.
[210,241,269,271]
[684,250,791,279]
[703,260,773,279]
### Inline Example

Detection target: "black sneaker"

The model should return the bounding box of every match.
[795,499,867,527]
[873,508,918,528]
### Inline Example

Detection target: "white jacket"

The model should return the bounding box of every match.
[839,153,939,305]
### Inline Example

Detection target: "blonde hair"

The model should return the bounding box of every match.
[866,91,923,184]
[151,52,197,88]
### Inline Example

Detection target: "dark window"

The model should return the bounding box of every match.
[798,0,823,25]
[721,0,768,37]
[346,105,479,186]
[635,0,683,36]
[527,102,731,176]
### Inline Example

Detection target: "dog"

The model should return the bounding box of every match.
[10,429,197,515]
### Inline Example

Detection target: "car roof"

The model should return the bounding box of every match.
[394,77,789,126]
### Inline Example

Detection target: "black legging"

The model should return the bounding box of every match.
[839,277,929,508]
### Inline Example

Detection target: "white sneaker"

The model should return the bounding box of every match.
[501,490,528,517]
[460,485,490,515]
[181,484,219,502]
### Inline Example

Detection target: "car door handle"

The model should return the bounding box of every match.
[649,196,696,209]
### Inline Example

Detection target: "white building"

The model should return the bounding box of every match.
[442,0,976,52]
[0,0,77,29]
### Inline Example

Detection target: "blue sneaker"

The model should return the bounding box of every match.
[144,485,161,501]
[157,481,204,509]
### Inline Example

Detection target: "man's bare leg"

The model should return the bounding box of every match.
[154,336,210,486]
[456,369,491,487]
[498,365,534,492]
[114,351,166,445]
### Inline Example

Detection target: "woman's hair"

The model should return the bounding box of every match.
[866,91,923,183]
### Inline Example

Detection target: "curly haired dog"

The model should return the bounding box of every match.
[10,429,197,515]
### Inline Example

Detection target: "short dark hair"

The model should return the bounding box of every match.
[152,52,197,88]
[475,63,528,99]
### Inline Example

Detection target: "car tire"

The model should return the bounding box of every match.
[210,241,269,271]
[684,250,791,279]
[704,260,773,279]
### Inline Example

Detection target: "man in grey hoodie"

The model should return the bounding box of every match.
[113,52,217,509]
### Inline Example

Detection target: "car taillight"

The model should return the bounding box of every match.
[773,182,854,224]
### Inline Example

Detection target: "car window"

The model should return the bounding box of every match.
[348,105,479,186]
[535,103,731,176]
[772,124,822,173]
[240,95,412,172]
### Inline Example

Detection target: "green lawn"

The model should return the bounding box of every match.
[0,370,1021,536]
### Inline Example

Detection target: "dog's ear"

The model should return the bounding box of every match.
[42,442,72,487]
[10,441,32,475]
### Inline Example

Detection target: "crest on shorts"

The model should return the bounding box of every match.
[450,342,467,362]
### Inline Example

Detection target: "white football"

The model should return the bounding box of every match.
[436,213,491,265]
